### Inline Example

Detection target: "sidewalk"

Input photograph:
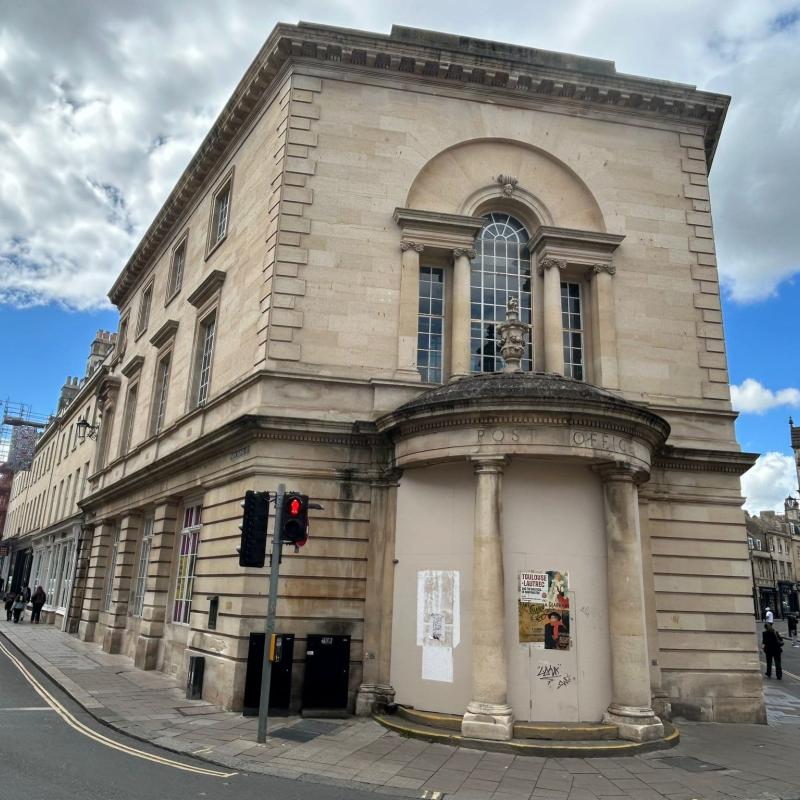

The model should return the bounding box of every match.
[3,620,800,800]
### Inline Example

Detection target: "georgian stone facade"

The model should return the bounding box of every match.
[5,23,764,736]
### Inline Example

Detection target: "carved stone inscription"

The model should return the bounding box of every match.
[474,426,633,455]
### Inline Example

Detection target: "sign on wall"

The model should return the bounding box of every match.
[416,570,460,683]
[518,569,570,650]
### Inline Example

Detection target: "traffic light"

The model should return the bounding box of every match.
[238,490,269,567]
[281,493,309,546]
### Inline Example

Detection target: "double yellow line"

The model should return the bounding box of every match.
[0,639,236,778]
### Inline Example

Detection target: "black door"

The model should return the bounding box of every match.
[302,634,350,711]
[242,633,295,716]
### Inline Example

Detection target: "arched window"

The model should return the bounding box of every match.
[470,213,532,373]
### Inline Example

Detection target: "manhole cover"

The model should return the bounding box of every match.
[269,719,343,743]
[654,756,724,772]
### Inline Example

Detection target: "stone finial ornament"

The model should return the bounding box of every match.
[497,296,528,373]
[495,174,519,197]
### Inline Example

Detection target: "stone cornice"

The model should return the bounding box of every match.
[149,319,179,349]
[394,207,485,251]
[107,22,729,308]
[187,269,226,308]
[80,413,385,509]
[120,355,144,379]
[653,445,758,475]
[530,227,625,267]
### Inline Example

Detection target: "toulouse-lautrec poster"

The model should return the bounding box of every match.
[518,570,570,649]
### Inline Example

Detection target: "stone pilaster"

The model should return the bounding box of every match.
[102,513,141,654]
[586,263,619,389]
[462,456,513,741]
[396,242,424,381]
[598,464,664,742]
[356,473,400,715]
[77,521,113,642]
[134,501,178,670]
[538,257,565,375]
[66,523,93,634]
[450,248,475,380]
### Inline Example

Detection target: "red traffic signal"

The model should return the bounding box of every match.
[282,493,309,545]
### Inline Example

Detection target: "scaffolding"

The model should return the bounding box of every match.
[0,400,49,469]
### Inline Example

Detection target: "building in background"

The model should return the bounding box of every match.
[1,331,115,628]
[746,499,800,620]
[6,23,766,740]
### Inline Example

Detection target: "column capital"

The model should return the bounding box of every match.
[586,262,617,279]
[400,241,425,253]
[453,247,476,259]
[470,455,509,474]
[593,461,647,483]
[537,257,566,275]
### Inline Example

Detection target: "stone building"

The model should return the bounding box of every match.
[6,22,765,739]
[1,331,114,626]
[745,502,799,620]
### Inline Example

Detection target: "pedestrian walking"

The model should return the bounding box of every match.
[765,607,774,624]
[3,589,14,621]
[30,585,46,624]
[788,612,799,645]
[23,585,31,603]
[12,592,25,624]
[763,622,783,679]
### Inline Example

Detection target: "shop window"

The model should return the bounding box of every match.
[173,505,202,625]
[131,517,154,618]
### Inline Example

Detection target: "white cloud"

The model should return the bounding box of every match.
[0,1,799,308]
[741,451,799,513]
[731,378,800,414]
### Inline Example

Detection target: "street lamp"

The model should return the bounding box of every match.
[75,417,99,441]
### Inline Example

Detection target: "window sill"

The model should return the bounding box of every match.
[164,289,181,309]
[204,233,228,262]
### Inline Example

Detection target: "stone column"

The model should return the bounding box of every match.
[599,463,664,742]
[356,472,400,715]
[539,257,565,375]
[450,248,475,380]
[462,456,513,741]
[102,513,141,654]
[134,501,178,670]
[77,521,114,643]
[587,264,619,389]
[395,242,424,381]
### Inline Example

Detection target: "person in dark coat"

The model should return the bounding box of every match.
[3,589,14,621]
[22,585,31,603]
[30,586,46,624]
[763,622,783,679]
[12,592,25,623]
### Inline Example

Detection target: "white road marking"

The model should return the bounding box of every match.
[0,639,236,777]
[0,706,55,711]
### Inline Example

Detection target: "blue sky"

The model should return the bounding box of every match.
[1,0,799,512]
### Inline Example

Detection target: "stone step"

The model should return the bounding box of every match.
[396,706,619,740]
[375,712,679,758]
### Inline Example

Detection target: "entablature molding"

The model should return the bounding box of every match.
[394,207,485,252]
[530,226,625,271]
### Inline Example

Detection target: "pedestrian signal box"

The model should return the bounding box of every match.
[281,493,309,546]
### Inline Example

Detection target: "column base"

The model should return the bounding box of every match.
[462,701,514,741]
[604,705,664,742]
[355,683,396,716]
[134,635,161,670]
[77,620,96,642]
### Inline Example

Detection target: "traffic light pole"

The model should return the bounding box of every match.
[257,483,285,744]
